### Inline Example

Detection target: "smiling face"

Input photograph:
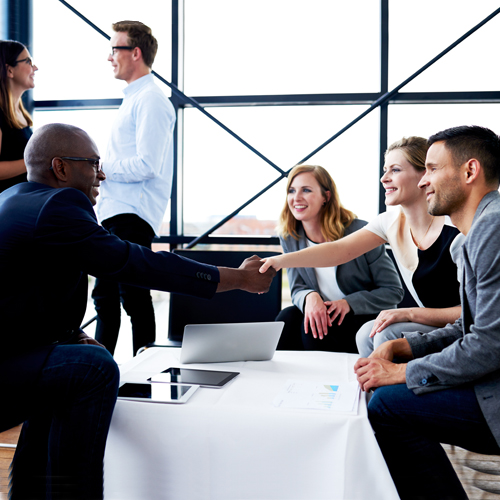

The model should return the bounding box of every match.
[108,31,135,82]
[287,171,329,225]
[381,149,426,207]
[7,48,37,91]
[419,141,466,217]
[62,132,106,206]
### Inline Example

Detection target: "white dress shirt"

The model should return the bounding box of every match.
[96,73,176,235]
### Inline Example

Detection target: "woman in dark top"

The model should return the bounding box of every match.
[0,40,37,193]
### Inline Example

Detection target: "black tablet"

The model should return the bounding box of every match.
[118,382,198,404]
[148,367,239,388]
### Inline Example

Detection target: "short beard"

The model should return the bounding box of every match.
[427,189,466,217]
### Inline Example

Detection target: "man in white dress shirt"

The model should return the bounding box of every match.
[93,20,175,356]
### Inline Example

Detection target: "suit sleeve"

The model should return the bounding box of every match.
[405,212,500,394]
[35,188,219,299]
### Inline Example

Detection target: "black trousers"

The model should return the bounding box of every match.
[92,214,156,356]
[276,305,376,354]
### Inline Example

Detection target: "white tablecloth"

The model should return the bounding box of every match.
[104,348,399,500]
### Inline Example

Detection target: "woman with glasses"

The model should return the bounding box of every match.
[0,40,38,193]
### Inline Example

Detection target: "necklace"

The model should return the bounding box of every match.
[411,216,434,250]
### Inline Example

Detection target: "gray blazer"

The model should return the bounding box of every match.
[406,190,500,446]
[280,219,404,315]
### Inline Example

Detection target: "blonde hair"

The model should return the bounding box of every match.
[385,136,428,172]
[278,165,356,241]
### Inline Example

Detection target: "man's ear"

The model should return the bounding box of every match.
[50,157,69,182]
[464,158,481,185]
[132,46,143,63]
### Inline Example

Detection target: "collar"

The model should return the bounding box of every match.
[123,73,153,97]
[471,190,500,228]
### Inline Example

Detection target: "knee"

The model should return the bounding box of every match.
[372,323,402,350]
[80,346,120,392]
[275,305,300,323]
[95,347,119,385]
[355,320,375,357]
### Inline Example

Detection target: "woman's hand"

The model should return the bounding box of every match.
[303,292,332,340]
[369,308,412,337]
[324,299,351,326]
[259,256,283,273]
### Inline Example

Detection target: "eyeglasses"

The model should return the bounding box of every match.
[110,46,134,56]
[15,56,34,67]
[50,157,103,173]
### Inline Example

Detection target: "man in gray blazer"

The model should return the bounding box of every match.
[355,125,500,500]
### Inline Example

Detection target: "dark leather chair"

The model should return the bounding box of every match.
[168,249,282,344]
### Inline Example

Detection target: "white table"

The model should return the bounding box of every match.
[104,348,399,500]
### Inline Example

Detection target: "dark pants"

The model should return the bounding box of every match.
[92,214,156,355]
[276,305,376,353]
[8,345,119,500]
[368,383,500,500]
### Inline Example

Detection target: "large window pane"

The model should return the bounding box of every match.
[183,105,380,236]
[185,0,380,96]
[388,103,500,145]
[33,0,172,100]
[33,108,118,161]
[389,0,500,92]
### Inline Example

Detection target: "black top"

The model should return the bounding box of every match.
[413,225,461,308]
[0,109,32,193]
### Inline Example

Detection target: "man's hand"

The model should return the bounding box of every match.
[304,292,332,339]
[217,255,277,294]
[369,338,414,361]
[354,357,407,392]
[74,331,106,348]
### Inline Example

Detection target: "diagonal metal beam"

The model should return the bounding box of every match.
[185,4,500,248]
[58,0,285,176]
[58,1,500,249]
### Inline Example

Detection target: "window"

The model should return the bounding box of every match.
[25,0,500,244]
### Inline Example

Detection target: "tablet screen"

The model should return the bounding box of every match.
[118,382,197,403]
[150,367,239,387]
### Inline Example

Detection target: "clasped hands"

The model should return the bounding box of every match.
[354,338,411,392]
[303,292,350,339]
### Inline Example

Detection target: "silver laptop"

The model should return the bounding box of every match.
[180,322,284,364]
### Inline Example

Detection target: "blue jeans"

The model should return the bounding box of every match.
[368,383,500,500]
[10,345,119,500]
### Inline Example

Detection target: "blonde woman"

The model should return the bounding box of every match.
[0,40,37,193]
[264,138,463,356]
[276,164,404,353]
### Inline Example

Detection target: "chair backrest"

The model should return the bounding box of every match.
[168,250,282,342]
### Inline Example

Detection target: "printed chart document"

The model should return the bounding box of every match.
[273,379,360,414]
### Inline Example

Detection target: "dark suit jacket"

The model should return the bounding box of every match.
[0,182,219,427]
[406,190,500,446]
[280,219,404,314]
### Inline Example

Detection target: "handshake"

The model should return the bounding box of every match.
[216,255,278,294]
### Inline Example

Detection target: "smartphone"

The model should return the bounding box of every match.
[118,382,198,404]
[148,367,239,388]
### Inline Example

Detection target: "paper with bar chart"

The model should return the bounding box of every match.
[273,379,360,414]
